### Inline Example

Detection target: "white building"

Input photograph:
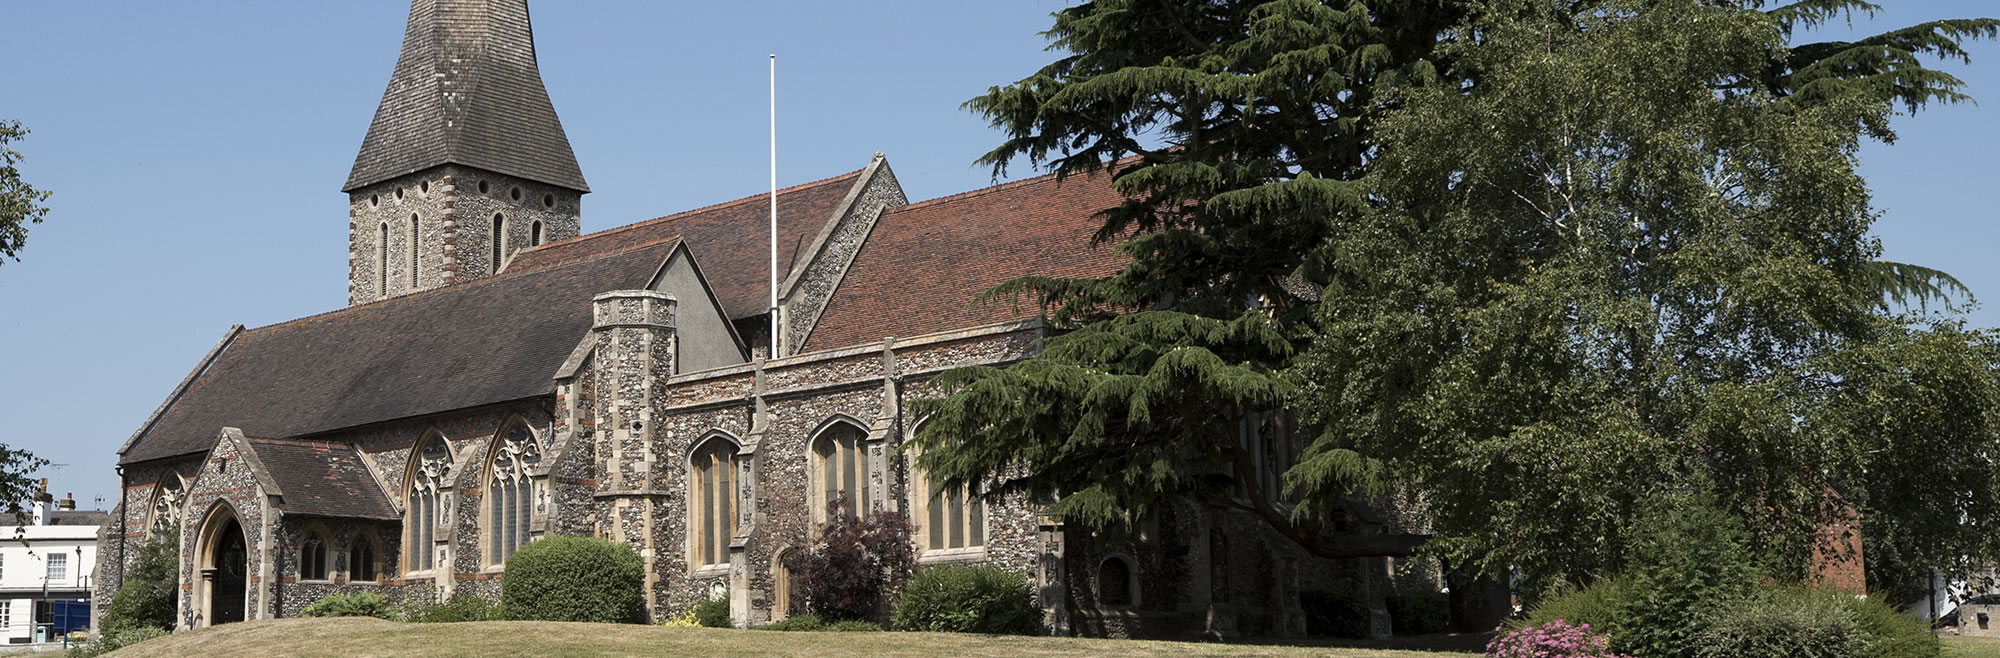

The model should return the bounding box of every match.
[0,490,103,645]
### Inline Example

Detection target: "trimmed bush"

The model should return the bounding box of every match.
[1388,591,1450,635]
[784,505,915,622]
[100,529,179,634]
[760,615,828,631]
[1300,587,1370,639]
[501,536,646,623]
[404,596,503,623]
[301,591,395,619]
[693,596,732,628]
[891,565,1039,634]
[1694,587,1861,658]
[1845,592,1937,658]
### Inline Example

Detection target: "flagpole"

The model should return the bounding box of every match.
[768,54,779,358]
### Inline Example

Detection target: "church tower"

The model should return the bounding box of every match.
[344,0,588,305]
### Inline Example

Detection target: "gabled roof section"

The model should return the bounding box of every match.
[505,167,866,319]
[802,169,1129,353]
[344,0,588,192]
[120,237,680,465]
[248,438,401,520]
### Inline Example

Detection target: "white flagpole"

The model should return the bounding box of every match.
[769,54,779,358]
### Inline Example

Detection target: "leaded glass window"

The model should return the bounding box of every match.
[353,535,378,582]
[813,423,870,522]
[408,434,453,573]
[690,436,739,567]
[907,444,984,553]
[300,533,327,580]
[487,420,540,567]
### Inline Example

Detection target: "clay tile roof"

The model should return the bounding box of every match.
[119,238,679,465]
[506,169,864,319]
[248,438,400,520]
[344,0,588,192]
[803,169,1128,353]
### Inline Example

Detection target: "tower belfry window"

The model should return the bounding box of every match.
[378,223,389,295]
[530,220,543,247]
[409,215,420,287]
[492,214,507,272]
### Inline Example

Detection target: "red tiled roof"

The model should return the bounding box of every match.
[506,169,864,319]
[803,169,1128,352]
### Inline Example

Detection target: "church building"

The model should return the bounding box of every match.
[91,0,1389,639]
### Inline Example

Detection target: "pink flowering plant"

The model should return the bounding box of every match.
[1485,620,1634,658]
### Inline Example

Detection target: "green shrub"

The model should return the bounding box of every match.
[501,536,646,623]
[1300,587,1370,639]
[760,615,828,631]
[826,619,884,632]
[100,529,179,634]
[65,626,169,658]
[404,596,503,623]
[1618,498,1758,658]
[1694,586,1862,658]
[1519,577,1632,638]
[301,591,395,619]
[1845,592,1936,658]
[1388,591,1450,635]
[890,565,1040,635]
[693,596,732,628]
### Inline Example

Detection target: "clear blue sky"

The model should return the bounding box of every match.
[0,2,1994,510]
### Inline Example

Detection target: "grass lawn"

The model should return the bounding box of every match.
[97,617,1482,658]
[1947,635,2000,658]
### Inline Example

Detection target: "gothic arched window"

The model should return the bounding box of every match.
[407,432,453,574]
[908,442,984,554]
[492,213,507,273]
[486,419,540,567]
[300,529,329,581]
[811,420,870,524]
[530,220,543,247]
[689,434,740,567]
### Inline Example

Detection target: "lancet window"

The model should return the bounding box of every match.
[812,421,870,523]
[689,434,740,567]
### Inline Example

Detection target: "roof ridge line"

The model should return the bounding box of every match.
[540,167,867,251]
[247,234,683,335]
[890,168,1097,214]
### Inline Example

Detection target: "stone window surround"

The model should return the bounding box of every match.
[481,416,542,572]
[807,416,875,527]
[685,430,742,572]
[349,529,384,583]
[296,521,334,583]
[904,439,989,563]
[1096,553,1141,609]
[404,429,455,578]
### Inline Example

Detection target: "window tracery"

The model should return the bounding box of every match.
[408,434,454,573]
[487,420,540,566]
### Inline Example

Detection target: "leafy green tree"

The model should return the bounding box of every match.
[102,529,179,633]
[914,0,2000,602]
[0,120,52,267]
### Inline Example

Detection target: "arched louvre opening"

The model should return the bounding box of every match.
[407,434,453,573]
[408,215,420,287]
[487,420,541,566]
[492,214,507,273]
[690,435,740,567]
[530,220,543,247]
[378,222,389,294]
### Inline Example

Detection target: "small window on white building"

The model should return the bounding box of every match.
[46,553,66,583]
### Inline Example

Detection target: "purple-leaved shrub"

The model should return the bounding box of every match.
[1486,620,1634,658]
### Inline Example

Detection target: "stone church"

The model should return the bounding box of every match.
[91,0,1398,639]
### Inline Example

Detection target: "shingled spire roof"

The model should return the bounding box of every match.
[344,0,588,193]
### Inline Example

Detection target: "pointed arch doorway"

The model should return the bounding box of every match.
[195,506,249,627]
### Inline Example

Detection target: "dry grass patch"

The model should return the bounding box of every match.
[100,617,1477,658]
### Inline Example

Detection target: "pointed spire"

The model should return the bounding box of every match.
[344,0,588,193]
